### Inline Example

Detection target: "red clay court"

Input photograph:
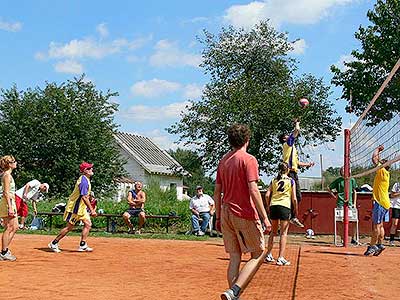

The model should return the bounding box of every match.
[0,234,398,299]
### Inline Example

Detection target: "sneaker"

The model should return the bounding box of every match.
[221,289,239,300]
[135,229,141,235]
[363,245,377,256]
[128,228,135,234]
[276,257,291,266]
[389,240,395,247]
[351,238,360,246]
[48,242,61,253]
[197,231,205,236]
[0,249,16,261]
[290,218,305,228]
[78,244,93,252]
[373,244,385,256]
[265,253,275,262]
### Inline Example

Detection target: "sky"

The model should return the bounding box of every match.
[0,0,376,178]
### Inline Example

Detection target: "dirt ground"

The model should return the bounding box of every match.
[0,234,398,299]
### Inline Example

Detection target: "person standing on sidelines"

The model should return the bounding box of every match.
[15,180,49,229]
[327,167,359,245]
[364,145,390,256]
[279,119,314,228]
[48,162,97,253]
[0,155,18,261]
[214,124,271,300]
[265,162,297,266]
[389,180,400,246]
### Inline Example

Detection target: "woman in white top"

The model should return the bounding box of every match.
[0,155,18,261]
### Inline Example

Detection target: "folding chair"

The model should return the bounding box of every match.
[334,207,359,246]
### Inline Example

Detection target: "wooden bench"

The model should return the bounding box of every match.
[36,212,180,233]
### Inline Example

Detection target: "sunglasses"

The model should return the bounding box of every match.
[8,160,16,164]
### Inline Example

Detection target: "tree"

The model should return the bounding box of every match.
[168,148,214,196]
[0,77,125,195]
[331,0,400,124]
[168,22,341,174]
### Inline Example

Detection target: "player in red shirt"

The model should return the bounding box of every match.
[214,124,271,300]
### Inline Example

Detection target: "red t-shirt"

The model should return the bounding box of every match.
[216,149,260,220]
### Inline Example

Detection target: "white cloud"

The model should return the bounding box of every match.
[290,39,307,55]
[47,38,120,59]
[121,101,191,121]
[131,79,181,98]
[96,23,109,38]
[54,60,83,74]
[149,40,202,68]
[333,54,356,71]
[145,129,185,150]
[183,84,203,99]
[224,0,354,29]
[0,19,22,32]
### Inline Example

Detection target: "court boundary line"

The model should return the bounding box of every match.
[291,245,301,300]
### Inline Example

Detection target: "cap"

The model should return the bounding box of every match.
[196,185,203,190]
[42,183,50,192]
[79,161,94,173]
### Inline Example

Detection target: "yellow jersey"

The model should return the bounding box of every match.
[270,175,293,209]
[65,175,91,216]
[282,133,298,173]
[372,165,390,209]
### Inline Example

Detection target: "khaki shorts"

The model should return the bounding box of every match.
[63,211,90,225]
[0,195,17,218]
[221,204,265,254]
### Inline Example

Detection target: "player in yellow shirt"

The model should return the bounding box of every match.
[48,162,97,253]
[364,145,390,256]
[279,119,314,228]
[265,162,297,266]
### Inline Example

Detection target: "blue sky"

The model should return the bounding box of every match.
[0,0,375,177]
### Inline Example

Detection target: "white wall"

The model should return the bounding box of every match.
[117,147,184,200]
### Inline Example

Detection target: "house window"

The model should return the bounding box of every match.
[169,183,177,190]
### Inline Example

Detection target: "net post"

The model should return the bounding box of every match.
[343,129,351,248]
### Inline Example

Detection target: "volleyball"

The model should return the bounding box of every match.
[299,98,309,108]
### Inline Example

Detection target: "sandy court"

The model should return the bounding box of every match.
[1,234,399,299]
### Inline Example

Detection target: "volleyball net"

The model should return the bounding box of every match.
[349,57,400,179]
[341,57,400,247]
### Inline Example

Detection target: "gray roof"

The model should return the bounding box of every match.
[115,132,188,176]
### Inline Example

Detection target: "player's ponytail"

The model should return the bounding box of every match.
[276,162,289,181]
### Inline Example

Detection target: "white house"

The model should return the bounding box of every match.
[114,132,189,201]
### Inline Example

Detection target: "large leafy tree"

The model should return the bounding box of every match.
[168,22,341,174]
[168,148,214,196]
[331,0,400,124]
[0,77,125,195]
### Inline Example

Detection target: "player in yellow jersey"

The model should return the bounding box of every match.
[48,162,97,253]
[279,120,314,228]
[265,162,297,266]
[364,145,390,256]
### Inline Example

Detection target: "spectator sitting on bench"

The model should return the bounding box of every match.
[123,181,146,234]
[190,185,215,236]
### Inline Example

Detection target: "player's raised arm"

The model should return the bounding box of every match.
[372,145,384,166]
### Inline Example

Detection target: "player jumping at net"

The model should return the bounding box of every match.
[214,124,271,300]
[265,162,297,266]
[279,119,314,228]
[48,162,97,253]
[364,145,390,256]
